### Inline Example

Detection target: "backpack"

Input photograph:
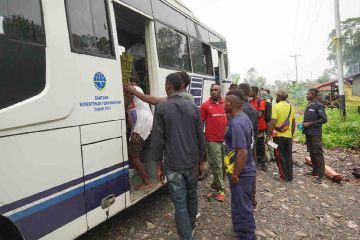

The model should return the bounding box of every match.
[257,99,272,123]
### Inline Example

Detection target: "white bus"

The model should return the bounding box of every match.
[0,0,230,239]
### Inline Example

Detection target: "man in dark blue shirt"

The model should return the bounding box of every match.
[151,73,206,240]
[224,90,256,240]
[303,88,328,184]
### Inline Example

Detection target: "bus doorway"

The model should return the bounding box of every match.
[114,4,149,93]
[113,3,159,203]
[211,47,227,94]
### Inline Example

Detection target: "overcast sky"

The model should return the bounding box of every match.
[181,0,360,84]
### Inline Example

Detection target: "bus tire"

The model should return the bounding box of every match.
[0,216,23,240]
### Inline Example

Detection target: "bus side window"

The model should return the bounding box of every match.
[155,22,191,71]
[0,0,46,110]
[65,0,114,57]
[224,53,229,78]
[0,0,45,43]
[190,38,213,76]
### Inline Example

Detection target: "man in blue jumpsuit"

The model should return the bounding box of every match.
[224,90,256,239]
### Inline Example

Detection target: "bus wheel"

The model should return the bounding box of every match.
[0,216,23,240]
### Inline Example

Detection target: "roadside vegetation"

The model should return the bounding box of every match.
[295,107,360,150]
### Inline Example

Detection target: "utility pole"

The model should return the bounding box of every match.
[334,0,346,117]
[290,54,301,82]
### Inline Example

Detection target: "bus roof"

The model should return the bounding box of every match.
[162,0,226,41]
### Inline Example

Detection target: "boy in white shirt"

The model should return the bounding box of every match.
[126,75,153,190]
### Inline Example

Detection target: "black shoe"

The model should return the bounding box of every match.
[209,183,218,192]
[314,177,325,184]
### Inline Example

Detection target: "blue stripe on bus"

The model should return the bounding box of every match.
[8,168,129,222]
[14,172,129,240]
[84,168,128,191]
[0,161,128,215]
[14,190,86,240]
[9,185,84,222]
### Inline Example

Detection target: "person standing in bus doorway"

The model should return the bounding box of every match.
[152,73,206,240]
[267,90,296,182]
[200,84,228,202]
[125,75,154,190]
[223,91,256,240]
[123,71,195,105]
[250,86,268,172]
[303,88,327,184]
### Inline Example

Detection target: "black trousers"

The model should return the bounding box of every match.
[252,138,257,207]
[273,137,293,181]
[256,131,266,165]
[306,135,325,178]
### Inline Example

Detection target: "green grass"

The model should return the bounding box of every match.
[295,107,360,150]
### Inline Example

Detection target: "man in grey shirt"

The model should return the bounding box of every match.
[152,73,206,240]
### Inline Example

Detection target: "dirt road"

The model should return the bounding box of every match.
[78,143,360,240]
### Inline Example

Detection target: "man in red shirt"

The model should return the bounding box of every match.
[250,86,268,171]
[200,84,228,201]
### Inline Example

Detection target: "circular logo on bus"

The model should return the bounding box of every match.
[93,72,107,91]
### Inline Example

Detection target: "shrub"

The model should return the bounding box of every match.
[295,107,360,150]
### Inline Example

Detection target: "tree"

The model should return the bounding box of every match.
[287,81,308,106]
[316,68,336,84]
[266,79,308,106]
[327,17,360,75]
[230,73,241,84]
[274,80,289,92]
[243,67,266,88]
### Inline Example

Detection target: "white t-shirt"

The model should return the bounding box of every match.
[127,86,153,140]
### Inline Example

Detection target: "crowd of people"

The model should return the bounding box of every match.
[123,73,328,240]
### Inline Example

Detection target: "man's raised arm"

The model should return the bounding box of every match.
[123,84,166,105]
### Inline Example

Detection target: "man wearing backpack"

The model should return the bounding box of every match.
[250,86,269,172]
[267,90,296,182]
[260,89,275,162]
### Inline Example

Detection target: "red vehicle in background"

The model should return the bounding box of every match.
[316,80,340,108]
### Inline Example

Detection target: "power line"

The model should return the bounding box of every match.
[301,0,323,51]
[298,0,314,50]
[314,0,324,27]
[292,0,300,52]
